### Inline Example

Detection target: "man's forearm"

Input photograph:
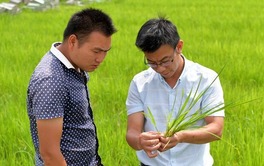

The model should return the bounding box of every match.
[177,123,223,144]
[126,131,142,150]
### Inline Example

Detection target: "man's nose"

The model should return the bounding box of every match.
[155,65,166,73]
[96,52,107,63]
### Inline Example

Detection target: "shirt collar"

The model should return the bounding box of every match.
[180,54,194,80]
[178,54,187,81]
[50,42,75,69]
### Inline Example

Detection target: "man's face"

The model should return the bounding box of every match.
[144,44,182,79]
[69,31,112,72]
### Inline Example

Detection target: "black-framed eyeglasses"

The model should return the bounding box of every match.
[144,50,175,68]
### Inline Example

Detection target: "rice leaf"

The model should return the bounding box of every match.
[163,67,226,137]
[144,107,159,132]
[145,65,258,149]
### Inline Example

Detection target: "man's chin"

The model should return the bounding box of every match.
[86,69,95,72]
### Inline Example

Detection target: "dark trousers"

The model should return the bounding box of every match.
[140,163,149,166]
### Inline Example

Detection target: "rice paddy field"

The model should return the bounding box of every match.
[0,0,263,165]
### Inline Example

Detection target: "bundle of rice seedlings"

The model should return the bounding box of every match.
[145,67,255,141]
[146,69,225,137]
[163,74,226,137]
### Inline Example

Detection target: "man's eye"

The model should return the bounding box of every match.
[148,62,156,65]
[161,59,170,63]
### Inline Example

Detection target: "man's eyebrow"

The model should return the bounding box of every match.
[94,47,112,52]
[147,56,170,62]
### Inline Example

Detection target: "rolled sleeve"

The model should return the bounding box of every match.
[126,80,144,115]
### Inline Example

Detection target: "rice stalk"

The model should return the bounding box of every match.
[144,107,159,132]
[163,69,225,137]
[145,66,258,149]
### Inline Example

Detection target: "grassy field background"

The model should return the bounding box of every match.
[0,0,263,165]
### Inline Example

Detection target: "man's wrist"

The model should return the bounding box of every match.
[137,135,143,150]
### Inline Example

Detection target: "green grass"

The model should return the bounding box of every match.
[0,0,263,165]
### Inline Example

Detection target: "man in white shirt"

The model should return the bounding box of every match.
[126,17,225,166]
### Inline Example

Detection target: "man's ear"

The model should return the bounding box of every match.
[176,40,183,53]
[68,34,78,50]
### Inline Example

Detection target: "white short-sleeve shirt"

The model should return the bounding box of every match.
[126,56,225,166]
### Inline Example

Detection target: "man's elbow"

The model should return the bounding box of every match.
[39,147,64,165]
[214,124,224,140]
[215,129,223,140]
[39,148,54,163]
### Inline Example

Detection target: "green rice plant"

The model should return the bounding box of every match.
[164,74,225,137]
[145,66,257,142]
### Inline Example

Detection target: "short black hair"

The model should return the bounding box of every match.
[135,17,180,52]
[63,8,117,44]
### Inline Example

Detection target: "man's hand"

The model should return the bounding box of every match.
[138,131,161,158]
[158,133,181,152]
